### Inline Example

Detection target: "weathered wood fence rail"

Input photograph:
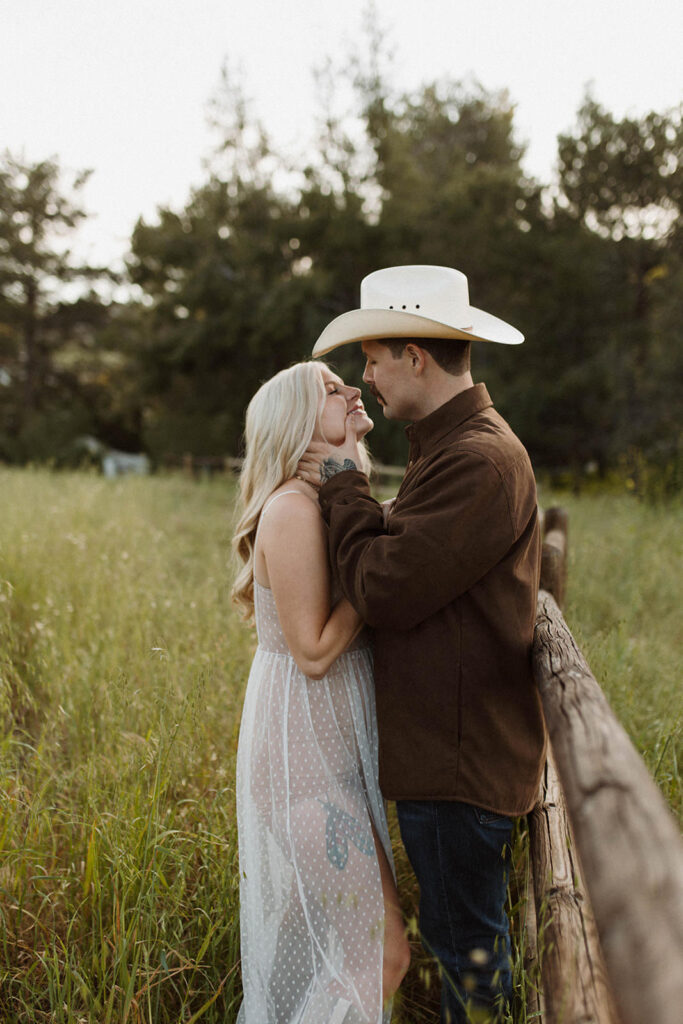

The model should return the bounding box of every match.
[165,453,408,482]
[530,509,683,1024]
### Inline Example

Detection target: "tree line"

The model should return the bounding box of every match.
[1,59,681,485]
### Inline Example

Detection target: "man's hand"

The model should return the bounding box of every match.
[297,417,364,490]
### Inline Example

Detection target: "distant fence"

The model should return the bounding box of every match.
[163,453,406,483]
[162,454,243,477]
[529,509,683,1024]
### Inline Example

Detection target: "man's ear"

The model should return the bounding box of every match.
[405,343,427,375]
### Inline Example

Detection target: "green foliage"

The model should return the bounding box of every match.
[557,93,682,241]
[126,72,328,456]
[541,94,683,470]
[120,62,683,476]
[0,153,140,460]
[2,53,682,479]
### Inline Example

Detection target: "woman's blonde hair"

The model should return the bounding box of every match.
[231,360,371,619]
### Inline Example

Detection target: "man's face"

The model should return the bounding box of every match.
[361,339,419,421]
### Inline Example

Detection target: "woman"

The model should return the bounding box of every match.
[232,361,409,1023]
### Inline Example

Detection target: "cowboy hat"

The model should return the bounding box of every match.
[312,265,523,357]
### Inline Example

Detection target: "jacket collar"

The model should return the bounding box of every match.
[406,383,493,459]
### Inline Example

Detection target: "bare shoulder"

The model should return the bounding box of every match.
[260,482,321,530]
[258,481,327,584]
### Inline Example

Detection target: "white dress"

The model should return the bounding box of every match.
[236,497,394,1024]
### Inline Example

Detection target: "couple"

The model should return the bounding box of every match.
[232,265,547,1023]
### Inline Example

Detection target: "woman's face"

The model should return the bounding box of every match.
[315,368,373,444]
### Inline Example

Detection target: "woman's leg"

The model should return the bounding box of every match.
[287,792,391,1019]
[372,826,411,1001]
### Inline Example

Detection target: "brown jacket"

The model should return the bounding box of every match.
[319,383,547,816]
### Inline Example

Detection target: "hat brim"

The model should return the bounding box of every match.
[312,306,523,357]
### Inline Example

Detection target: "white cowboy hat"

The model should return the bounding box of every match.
[312,264,523,357]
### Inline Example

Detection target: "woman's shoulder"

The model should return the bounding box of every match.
[260,481,320,522]
[254,481,326,589]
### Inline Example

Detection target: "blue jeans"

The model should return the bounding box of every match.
[396,799,513,1024]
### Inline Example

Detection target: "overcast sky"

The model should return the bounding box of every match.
[2,0,681,268]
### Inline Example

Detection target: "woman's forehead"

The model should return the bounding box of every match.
[321,368,343,386]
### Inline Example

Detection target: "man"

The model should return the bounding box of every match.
[297,265,547,1023]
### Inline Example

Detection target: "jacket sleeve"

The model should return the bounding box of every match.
[319,449,519,630]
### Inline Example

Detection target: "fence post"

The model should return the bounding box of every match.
[521,854,544,1022]
[528,751,620,1024]
[539,506,568,609]
[182,452,194,478]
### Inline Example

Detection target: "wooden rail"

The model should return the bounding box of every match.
[165,452,406,483]
[530,509,683,1024]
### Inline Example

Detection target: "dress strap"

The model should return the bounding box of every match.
[256,489,318,542]
[261,489,315,519]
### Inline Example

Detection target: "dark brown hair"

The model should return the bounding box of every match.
[377,337,471,376]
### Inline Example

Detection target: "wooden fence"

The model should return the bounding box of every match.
[529,509,683,1024]
[164,453,407,482]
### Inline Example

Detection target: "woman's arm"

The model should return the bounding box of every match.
[258,492,364,679]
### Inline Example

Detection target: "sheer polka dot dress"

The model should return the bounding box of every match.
[236,575,394,1023]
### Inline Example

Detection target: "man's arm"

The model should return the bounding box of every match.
[319,449,523,631]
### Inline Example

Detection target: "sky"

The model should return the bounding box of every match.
[2,0,682,270]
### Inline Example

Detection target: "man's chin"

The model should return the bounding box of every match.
[371,395,399,420]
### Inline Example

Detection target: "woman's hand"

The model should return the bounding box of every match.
[381,497,396,528]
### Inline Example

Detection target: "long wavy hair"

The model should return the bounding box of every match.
[231,360,371,620]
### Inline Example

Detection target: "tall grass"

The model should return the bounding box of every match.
[0,468,680,1022]
[1,470,246,1023]
[541,484,682,820]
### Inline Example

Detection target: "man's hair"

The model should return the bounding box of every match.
[377,337,471,376]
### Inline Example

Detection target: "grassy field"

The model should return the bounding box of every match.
[0,468,680,1023]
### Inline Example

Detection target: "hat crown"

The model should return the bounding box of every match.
[360,265,472,328]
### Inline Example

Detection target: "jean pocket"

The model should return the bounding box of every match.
[473,806,512,827]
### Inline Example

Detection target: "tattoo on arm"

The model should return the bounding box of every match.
[320,456,358,485]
